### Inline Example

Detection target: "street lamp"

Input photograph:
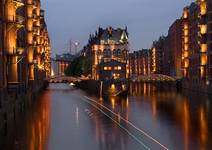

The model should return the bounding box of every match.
[74,42,80,55]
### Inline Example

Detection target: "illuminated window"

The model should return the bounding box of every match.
[183,9,188,19]
[201,44,207,52]
[200,2,207,15]
[200,54,207,66]
[104,66,111,70]
[114,66,122,70]
[200,25,207,34]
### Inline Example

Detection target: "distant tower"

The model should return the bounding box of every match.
[69,40,72,54]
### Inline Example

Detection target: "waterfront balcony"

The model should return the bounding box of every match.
[6,47,25,57]
[200,1,207,16]
[7,15,25,29]
[34,20,40,27]
[200,25,207,35]
[32,14,38,21]
[200,53,207,66]
[33,26,40,35]
[27,0,37,9]
[184,59,189,68]
[183,51,189,58]
[200,44,207,53]
[11,0,24,8]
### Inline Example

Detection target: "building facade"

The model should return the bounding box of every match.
[166,19,183,78]
[152,36,167,74]
[129,49,151,78]
[208,0,212,82]
[89,26,129,81]
[55,53,73,76]
[0,0,51,136]
[182,0,212,85]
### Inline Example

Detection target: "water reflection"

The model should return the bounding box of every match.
[26,93,50,150]
[86,94,133,150]
[1,93,51,150]
[127,82,211,149]
[1,83,211,150]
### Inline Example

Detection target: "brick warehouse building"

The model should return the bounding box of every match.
[0,0,51,137]
[182,0,212,84]
[129,49,151,78]
[167,19,183,78]
[87,26,130,81]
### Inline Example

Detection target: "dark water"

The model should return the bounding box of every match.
[1,83,212,150]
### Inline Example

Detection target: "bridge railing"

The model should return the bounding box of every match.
[131,74,177,82]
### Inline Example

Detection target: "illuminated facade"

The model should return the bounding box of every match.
[167,19,183,78]
[0,0,51,136]
[182,1,212,84]
[208,0,212,82]
[129,49,152,78]
[90,27,129,80]
[151,36,167,74]
[55,53,73,76]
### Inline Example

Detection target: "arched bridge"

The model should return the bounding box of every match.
[131,74,177,82]
[46,75,87,83]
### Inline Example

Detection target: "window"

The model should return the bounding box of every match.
[114,66,122,70]
[103,49,111,56]
[107,49,112,56]
[117,49,121,55]
[97,50,102,55]
[113,49,117,55]
[104,66,112,71]
[103,49,107,56]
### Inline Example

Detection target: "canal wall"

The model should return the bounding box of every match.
[75,79,128,97]
[0,80,48,145]
[182,79,212,95]
[75,80,100,95]
[76,80,179,97]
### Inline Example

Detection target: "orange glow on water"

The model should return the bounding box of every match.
[27,93,50,150]
[199,106,208,146]
[183,101,190,150]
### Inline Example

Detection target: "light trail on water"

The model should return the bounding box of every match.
[81,97,150,150]
[83,96,169,150]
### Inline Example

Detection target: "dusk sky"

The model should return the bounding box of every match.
[42,0,193,56]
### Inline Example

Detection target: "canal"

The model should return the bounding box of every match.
[1,83,212,150]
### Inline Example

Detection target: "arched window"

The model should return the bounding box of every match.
[103,49,107,56]
[97,50,102,55]
[113,49,116,55]
[107,49,112,56]
[117,49,121,55]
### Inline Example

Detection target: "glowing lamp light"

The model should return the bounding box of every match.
[70,82,75,86]
[111,84,115,90]
[51,69,54,77]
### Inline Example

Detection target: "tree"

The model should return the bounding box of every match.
[65,56,92,77]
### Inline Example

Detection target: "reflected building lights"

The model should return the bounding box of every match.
[152,96,157,118]
[183,101,190,150]
[111,97,116,110]
[27,94,50,150]
[143,83,147,95]
[76,107,79,125]
[199,106,208,146]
